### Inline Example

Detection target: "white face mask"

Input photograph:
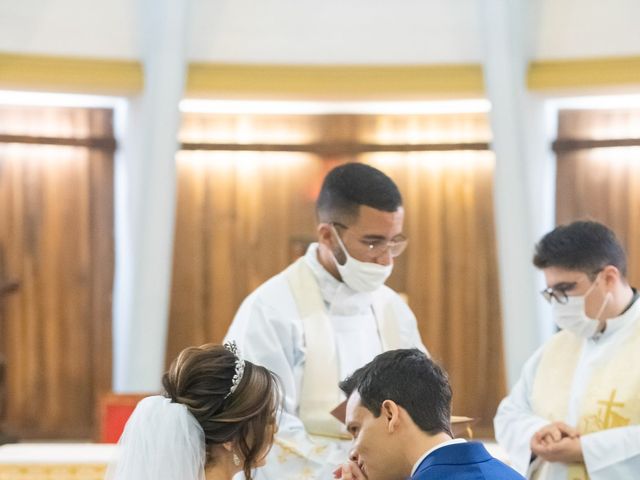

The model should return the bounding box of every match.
[331,226,392,293]
[551,277,611,338]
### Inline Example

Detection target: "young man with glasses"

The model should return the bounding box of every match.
[225,163,426,480]
[494,221,640,480]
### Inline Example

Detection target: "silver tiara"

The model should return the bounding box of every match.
[224,341,245,399]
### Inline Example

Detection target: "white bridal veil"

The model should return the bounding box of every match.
[105,395,206,480]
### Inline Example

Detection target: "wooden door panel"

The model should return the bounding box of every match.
[0,107,113,439]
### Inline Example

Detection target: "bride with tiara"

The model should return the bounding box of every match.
[105,342,281,480]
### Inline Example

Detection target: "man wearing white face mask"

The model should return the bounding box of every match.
[494,221,640,480]
[224,163,427,480]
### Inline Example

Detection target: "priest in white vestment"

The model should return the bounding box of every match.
[494,221,640,480]
[225,163,427,480]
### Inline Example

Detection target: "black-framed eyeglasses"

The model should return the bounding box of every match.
[540,284,576,305]
[540,268,604,304]
[331,222,408,258]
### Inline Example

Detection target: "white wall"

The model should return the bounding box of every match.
[0,0,139,59]
[3,0,640,64]
[0,0,483,64]
[534,0,640,60]
[187,0,482,64]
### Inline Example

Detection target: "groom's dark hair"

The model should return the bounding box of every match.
[339,348,452,436]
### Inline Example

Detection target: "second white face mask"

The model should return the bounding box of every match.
[551,278,610,338]
[552,296,601,338]
[331,227,392,293]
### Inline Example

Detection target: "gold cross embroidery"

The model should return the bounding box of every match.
[582,389,630,433]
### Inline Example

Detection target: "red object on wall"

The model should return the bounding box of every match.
[98,393,150,443]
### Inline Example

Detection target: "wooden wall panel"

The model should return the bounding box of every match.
[169,112,504,436]
[556,109,640,287]
[168,153,322,361]
[0,107,113,439]
[556,149,640,286]
[365,152,504,435]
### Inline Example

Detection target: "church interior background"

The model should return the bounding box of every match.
[1,0,640,478]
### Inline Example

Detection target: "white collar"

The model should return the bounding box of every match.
[303,243,374,315]
[591,291,640,342]
[410,438,467,476]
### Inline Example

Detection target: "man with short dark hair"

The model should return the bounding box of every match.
[225,163,426,479]
[495,220,640,479]
[339,349,524,480]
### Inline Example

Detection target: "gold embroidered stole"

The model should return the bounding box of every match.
[285,257,402,438]
[531,316,640,480]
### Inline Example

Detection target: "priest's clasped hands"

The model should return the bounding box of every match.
[530,421,584,463]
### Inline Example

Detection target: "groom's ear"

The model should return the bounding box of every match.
[381,400,400,433]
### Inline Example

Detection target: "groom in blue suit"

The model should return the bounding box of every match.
[337,349,523,480]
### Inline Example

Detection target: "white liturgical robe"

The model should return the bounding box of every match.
[494,296,640,479]
[225,243,426,480]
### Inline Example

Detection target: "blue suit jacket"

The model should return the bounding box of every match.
[412,442,524,479]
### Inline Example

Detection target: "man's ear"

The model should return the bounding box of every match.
[381,400,400,433]
[601,265,621,288]
[317,223,333,247]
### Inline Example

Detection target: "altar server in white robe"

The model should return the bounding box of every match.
[494,220,640,480]
[225,163,427,480]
